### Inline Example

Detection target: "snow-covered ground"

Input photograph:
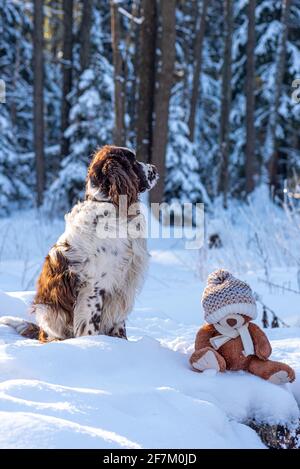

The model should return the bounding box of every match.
[0,206,300,449]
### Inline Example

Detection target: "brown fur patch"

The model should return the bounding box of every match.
[38,329,62,343]
[38,329,49,343]
[33,248,79,328]
[20,323,40,340]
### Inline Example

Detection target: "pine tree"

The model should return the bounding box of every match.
[0,0,34,214]
[256,0,300,192]
[44,3,113,214]
[197,0,224,200]
[165,1,210,206]
[44,0,63,151]
[150,0,176,204]
[218,0,233,208]
[188,0,209,141]
[245,0,256,194]
[111,0,125,145]
[60,0,74,158]
[165,84,211,206]
[2,0,300,214]
[33,0,45,206]
[136,0,157,164]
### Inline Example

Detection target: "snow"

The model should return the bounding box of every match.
[118,6,144,25]
[0,208,299,449]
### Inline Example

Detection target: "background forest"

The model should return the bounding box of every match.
[1,0,300,216]
[1,1,300,450]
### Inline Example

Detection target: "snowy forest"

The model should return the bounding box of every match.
[1,0,300,451]
[1,0,300,214]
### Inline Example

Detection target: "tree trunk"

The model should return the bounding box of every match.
[123,0,139,142]
[79,0,93,72]
[136,0,157,163]
[33,0,45,207]
[245,0,256,195]
[150,0,176,204]
[188,0,209,141]
[11,40,20,127]
[45,0,63,62]
[218,0,233,209]
[60,0,73,157]
[111,0,125,146]
[267,0,291,190]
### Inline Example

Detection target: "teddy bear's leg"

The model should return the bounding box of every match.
[247,357,295,384]
[190,347,226,373]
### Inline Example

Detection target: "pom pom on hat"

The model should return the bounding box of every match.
[207,269,232,286]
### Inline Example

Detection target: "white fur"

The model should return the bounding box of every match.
[0,316,34,335]
[139,162,159,190]
[35,199,149,339]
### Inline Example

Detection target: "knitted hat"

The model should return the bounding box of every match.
[202,269,257,324]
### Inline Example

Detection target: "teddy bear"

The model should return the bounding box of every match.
[190,269,295,385]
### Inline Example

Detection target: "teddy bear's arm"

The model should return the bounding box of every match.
[249,322,272,360]
[194,324,215,350]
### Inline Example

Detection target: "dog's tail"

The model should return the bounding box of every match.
[0,316,42,340]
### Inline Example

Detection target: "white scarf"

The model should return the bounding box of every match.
[209,321,254,357]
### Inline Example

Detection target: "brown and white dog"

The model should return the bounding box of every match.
[1,146,158,341]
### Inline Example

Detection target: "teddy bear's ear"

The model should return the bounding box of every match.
[207,269,231,286]
[241,314,252,322]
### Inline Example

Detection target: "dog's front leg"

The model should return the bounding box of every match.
[108,321,127,340]
[73,284,105,337]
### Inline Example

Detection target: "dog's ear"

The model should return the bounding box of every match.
[102,157,139,207]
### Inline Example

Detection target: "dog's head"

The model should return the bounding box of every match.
[86,145,158,206]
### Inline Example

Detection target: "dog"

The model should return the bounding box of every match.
[0,146,158,341]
